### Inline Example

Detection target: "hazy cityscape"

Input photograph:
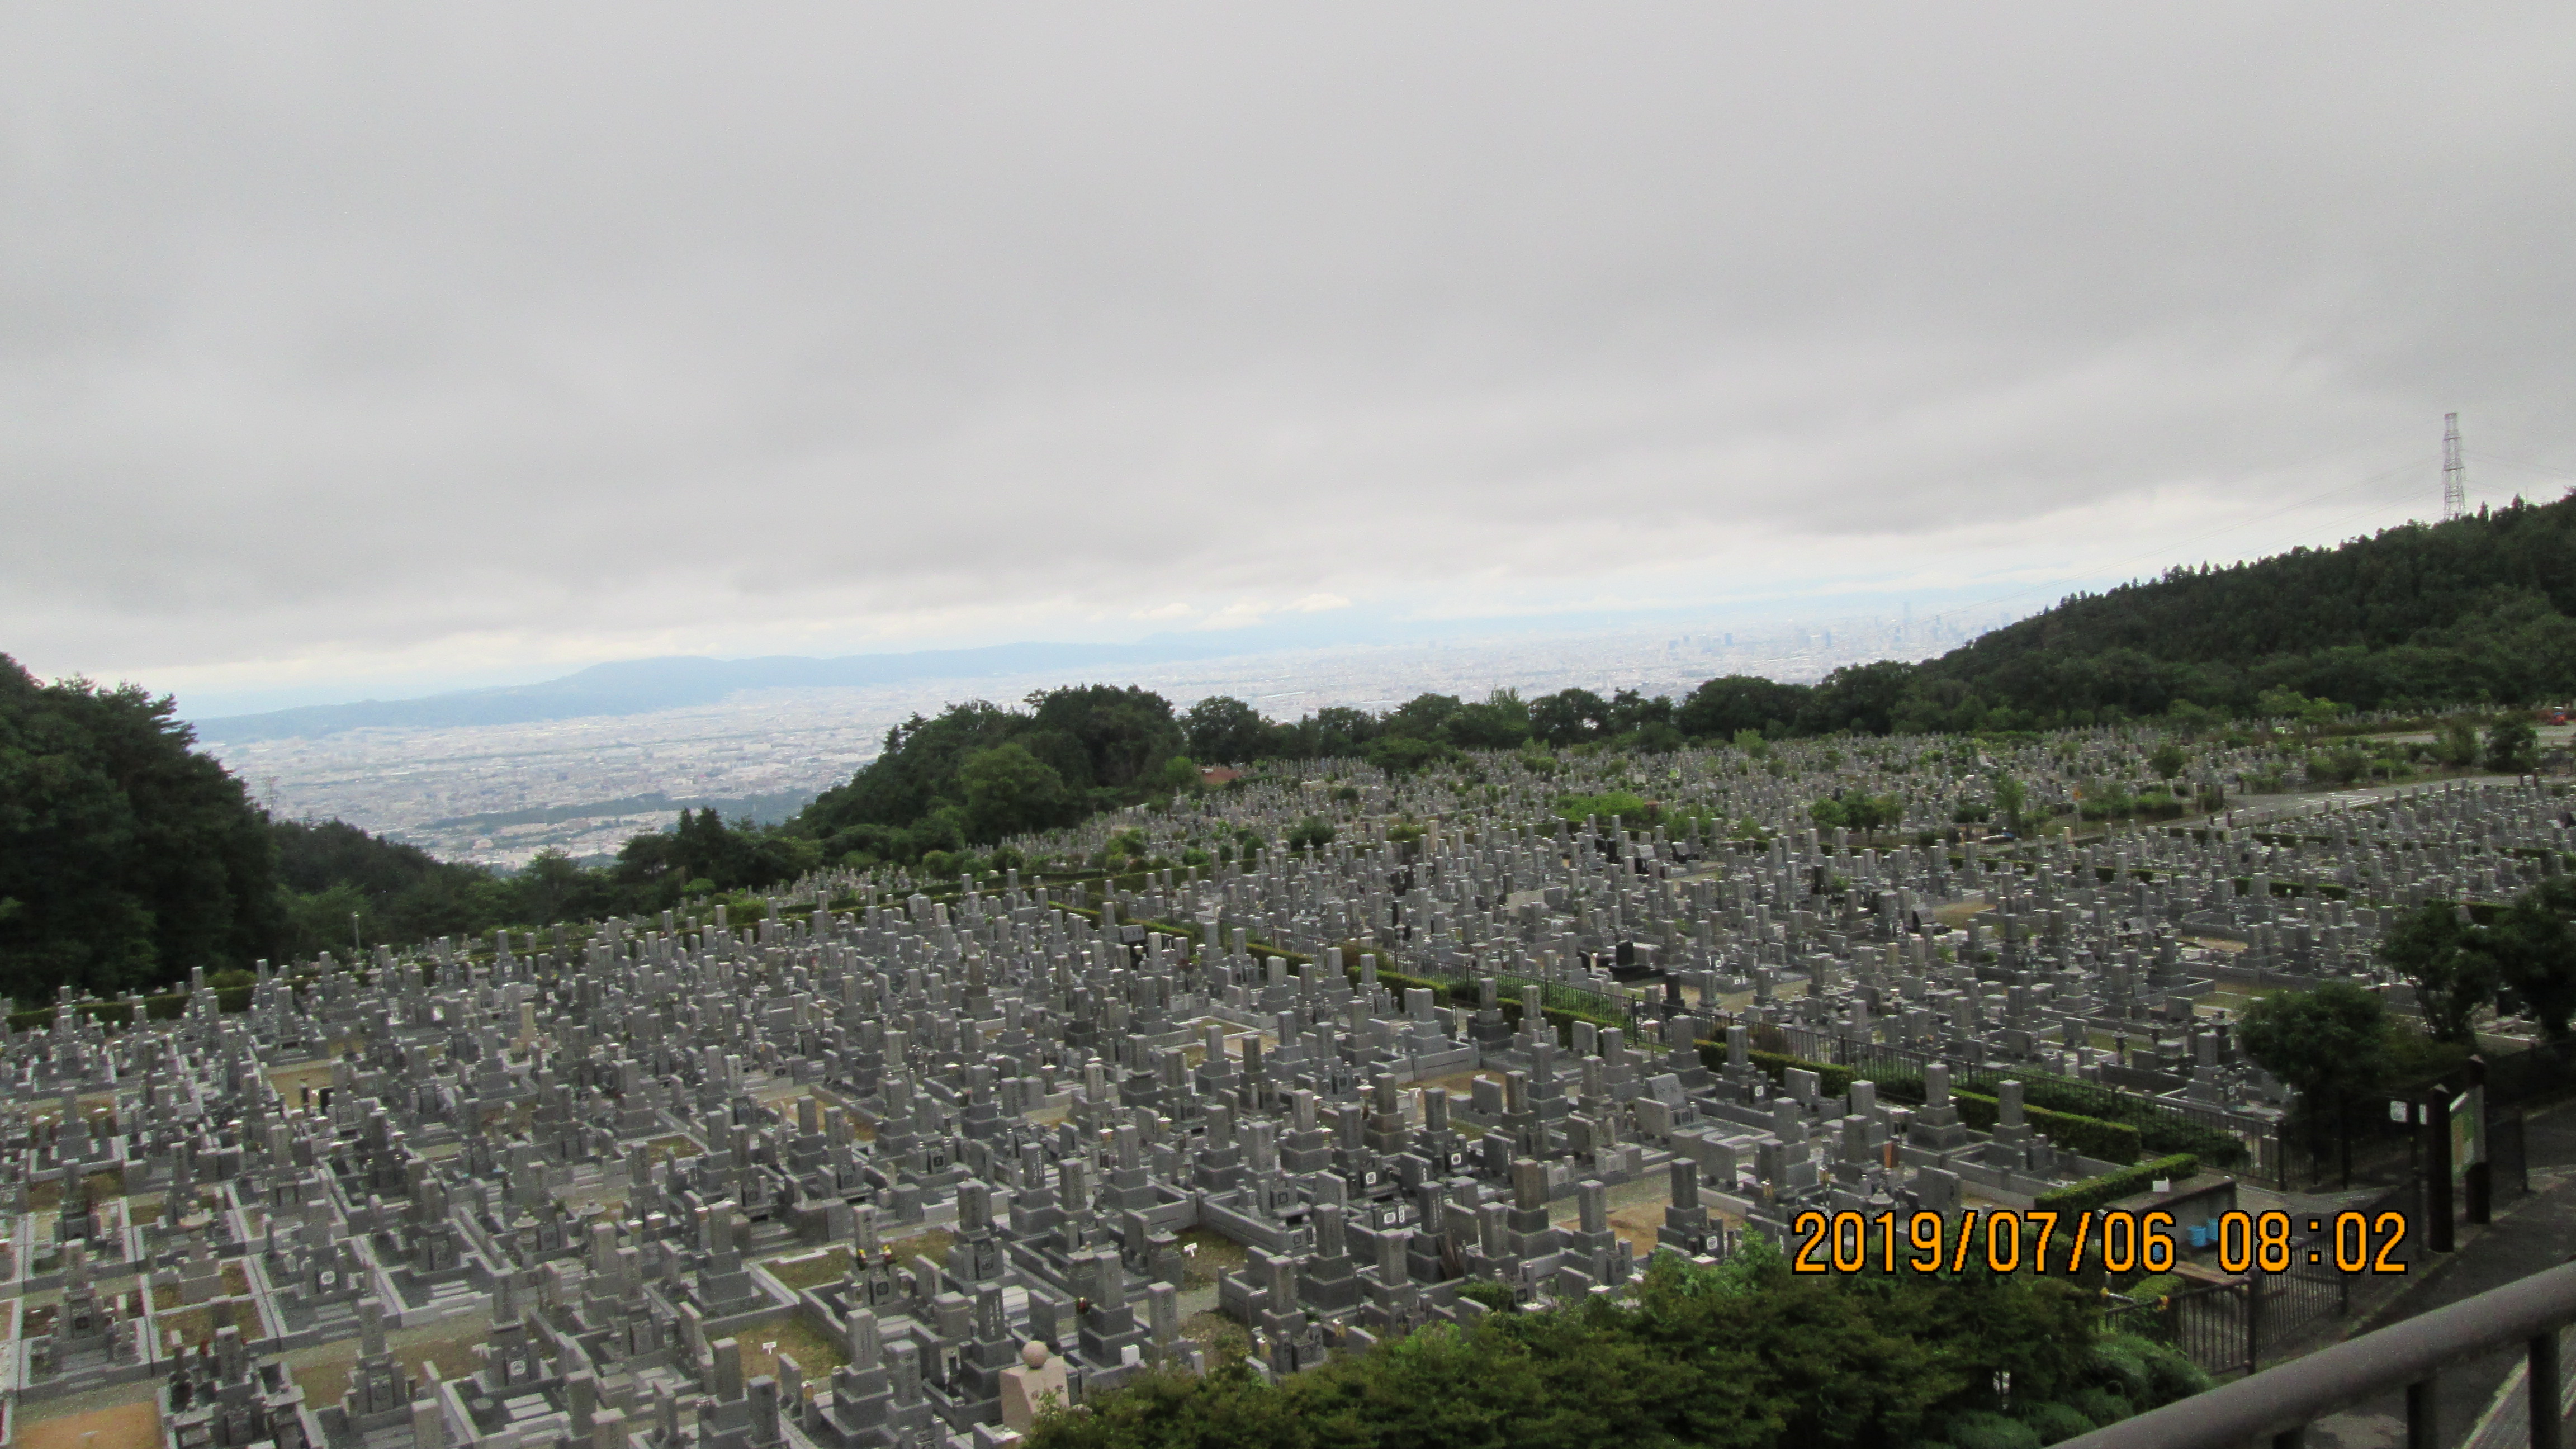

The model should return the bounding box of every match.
[203,608,1992,868]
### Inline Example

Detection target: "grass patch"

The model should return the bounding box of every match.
[155,1305,222,1350]
[156,1264,249,1308]
[761,1247,851,1292]
[1177,1228,1248,1291]
[292,1356,353,1409]
[29,1168,126,1213]
[884,1229,953,1268]
[736,1315,850,1383]
[1180,1311,1248,1362]
[399,1323,494,1384]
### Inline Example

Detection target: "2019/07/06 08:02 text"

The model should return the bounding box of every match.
[1788,1209,2413,1276]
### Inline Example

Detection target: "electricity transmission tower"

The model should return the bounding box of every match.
[2443,412,2466,520]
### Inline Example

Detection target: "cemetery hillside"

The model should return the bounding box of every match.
[7,495,2576,1003]
[4,499,2576,1449]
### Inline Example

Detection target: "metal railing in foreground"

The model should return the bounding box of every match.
[2064,1259,2576,1449]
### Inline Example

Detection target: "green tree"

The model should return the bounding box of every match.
[2491,878,2576,1039]
[1381,693,1465,741]
[2486,718,2540,774]
[1678,675,1810,741]
[2237,982,2389,1172]
[1285,816,1337,853]
[1991,775,2029,837]
[1366,735,1455,775]
[2148,742,2187,780]
[1607,688,1676,735]
[958,743,1073,843]
[1446,688,1533,749]
[2379,902,2498,1043]
[1027,684,1185,788]
[2435,719,2481,768]
[1531,688,1611,745]
[0,656,282,1001]
[1180,696,1273,764]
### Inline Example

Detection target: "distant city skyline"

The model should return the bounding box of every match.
[206,605,1969,868]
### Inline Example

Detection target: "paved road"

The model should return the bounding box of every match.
[2296,1101,2576,1449]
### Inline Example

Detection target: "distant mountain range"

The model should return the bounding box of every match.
[185,587,2020,744]
[419,789,818,832]
[192,640,1234,742]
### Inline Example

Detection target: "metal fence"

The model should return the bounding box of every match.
[1703,1011,2286,1177]
[2068,1258,2576,1449]
[2114,1178,2426,1379]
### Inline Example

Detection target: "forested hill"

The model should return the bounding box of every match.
[1883,494,2576,729]
[1956,495,2576,665]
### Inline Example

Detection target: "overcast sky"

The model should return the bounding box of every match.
[6,3,2573,708]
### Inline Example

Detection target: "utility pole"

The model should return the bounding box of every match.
[2444,412,2467,521]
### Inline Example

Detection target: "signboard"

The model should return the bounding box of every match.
[2451,1088,2483,1182]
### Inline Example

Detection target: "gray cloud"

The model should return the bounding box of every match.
[4,3,2572,697]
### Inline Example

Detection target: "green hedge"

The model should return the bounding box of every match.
[1718,1045,2144,1164]
[1990,1077,2247,1167]
[1838,1058,2246,1168]
[10,992,190,1033]
[2034,1154,2201,1216]
[1959,1094,2141,1165]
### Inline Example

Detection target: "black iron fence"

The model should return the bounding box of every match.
[2069,1259,2576,1449]
[2108,1175,2430,1379]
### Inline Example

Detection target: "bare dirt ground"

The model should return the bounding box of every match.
[14,1398,160,1449]
[266,1060,338,1107]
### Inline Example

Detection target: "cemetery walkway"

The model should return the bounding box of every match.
[2289,1099,2576,1449]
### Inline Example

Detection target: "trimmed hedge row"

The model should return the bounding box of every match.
[8,989,207,1033]
[1952,1092,2141,1166]
[1997,1077,2247,1168]
[2034,1154,2201,1215]
[1716,1045,2143,1164]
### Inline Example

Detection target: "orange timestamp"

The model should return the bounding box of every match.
[1787,1208,2413,1276]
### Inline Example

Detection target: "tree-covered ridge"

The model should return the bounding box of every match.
[1898,494,2576,725]
[1961,495,2576,666]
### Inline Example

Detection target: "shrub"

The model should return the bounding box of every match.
[2017,1402,2096,1445]
[2122,1334,2213,1403]
[2087,1339,2153,1403]
[1944,1411,2042,1449]
[2066,1388,2133,1427]
[2034,1155,2200,1216]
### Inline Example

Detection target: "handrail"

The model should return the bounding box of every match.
[2066,1259,2576,1449]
